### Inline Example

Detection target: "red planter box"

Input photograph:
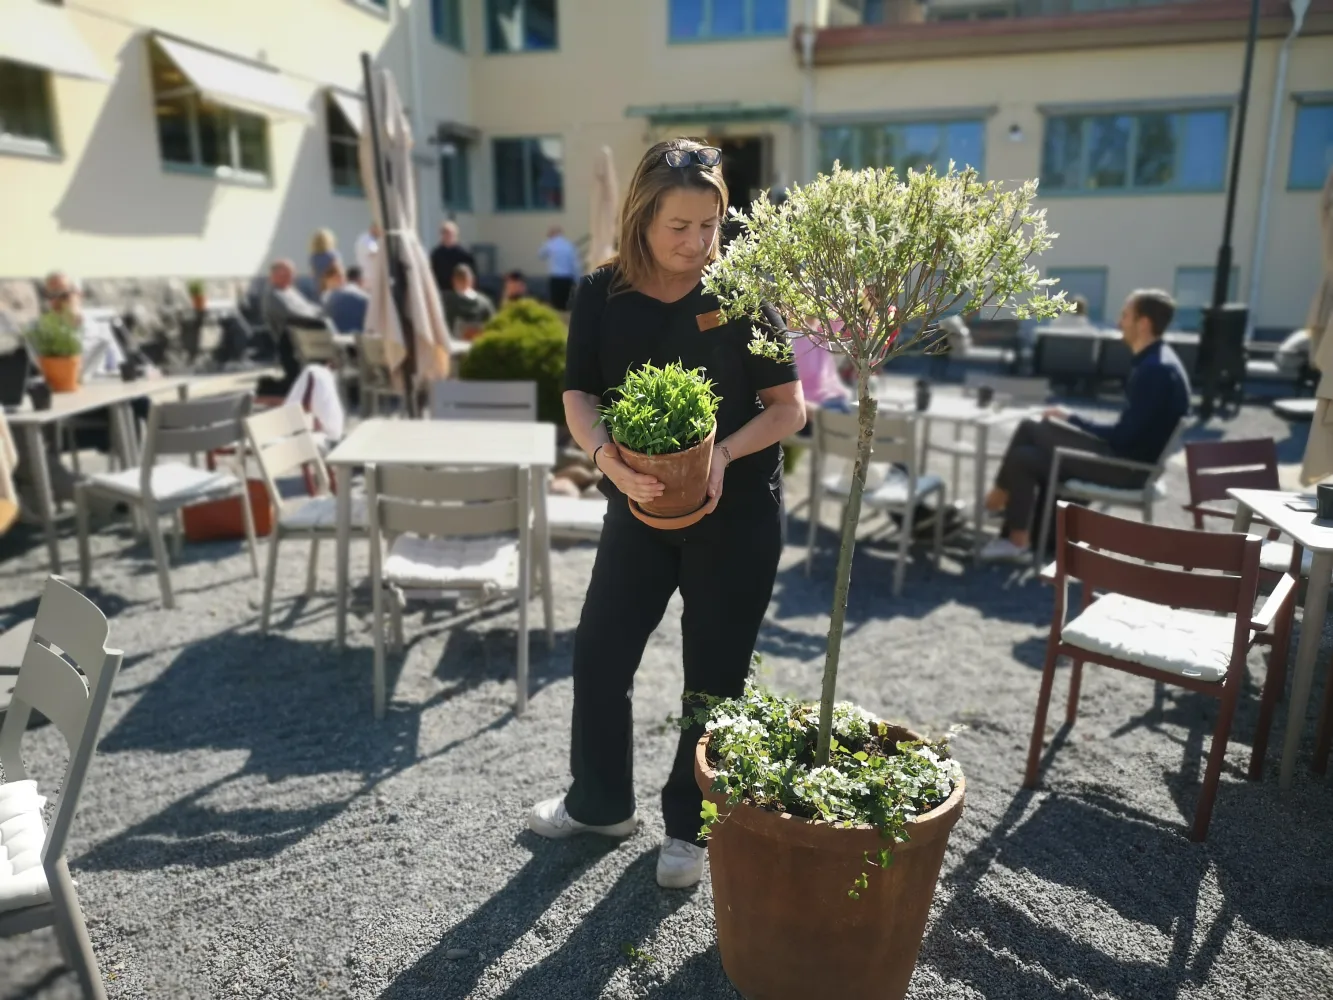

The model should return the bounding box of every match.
[181,479,274,541]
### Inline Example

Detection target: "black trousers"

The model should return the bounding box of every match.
[549,276,575,311]
[564,495,782,845]
[995,418,1146,536]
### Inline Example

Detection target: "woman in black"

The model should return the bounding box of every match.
[528,139,806,889]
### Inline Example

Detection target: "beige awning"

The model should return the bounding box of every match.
[152,35,311,122]
[0,0,109,81]
[328,88,364,135]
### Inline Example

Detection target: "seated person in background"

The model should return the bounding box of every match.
[501,270,528,306]
[262,259,329,394]
[442,264,496,339]
[980,289,1191,562]
[44,272,124,376]
[792,317,853,436]
[321,261,369,334]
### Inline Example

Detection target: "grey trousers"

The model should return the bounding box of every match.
[995,418,1146,537]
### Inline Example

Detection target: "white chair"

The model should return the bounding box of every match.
[0,576,125,1000]
[429,380,537,422]
[808,408,946,596]
[75,393,259,609]
[246,404,367,633]
[366,464,553,719]
[1034,416,1190,564]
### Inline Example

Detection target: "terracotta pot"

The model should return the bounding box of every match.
[695,730,965,1000]
[38,355,80,393]
[190,293,207,312]
[615,423,715,519]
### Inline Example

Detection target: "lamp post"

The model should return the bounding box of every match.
[1198,0,1263,422]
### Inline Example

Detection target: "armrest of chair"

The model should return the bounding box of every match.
[1051,446,1158,478]
[1252,572,1297,633]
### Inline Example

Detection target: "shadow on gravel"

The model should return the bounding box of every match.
[643,946,735,999]
[425,624,576,707]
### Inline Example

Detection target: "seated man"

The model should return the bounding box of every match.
[442,263,496,339]
[981,289,1191,562]
[321,261,369,334]
[262,258,328,394]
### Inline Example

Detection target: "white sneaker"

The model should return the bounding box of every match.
[979,537,1030,563]
[527,795,638,839]
[656,837,706,889]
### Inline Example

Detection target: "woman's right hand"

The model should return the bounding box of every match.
[596,442,664,505]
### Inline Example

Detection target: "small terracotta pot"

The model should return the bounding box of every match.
[696,729,965,1000]
[38,355,81,393]
[190,293,207,312]
[615,423,715,519]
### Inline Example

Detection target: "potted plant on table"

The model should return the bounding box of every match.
[186,279,207,312]
[600,361,720,526]
[28,311,82,393]
[694,164,1070,1000]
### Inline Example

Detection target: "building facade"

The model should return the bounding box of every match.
[2,0,1331,333]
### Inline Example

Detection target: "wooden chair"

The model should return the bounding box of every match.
[366,464,553,719]
[74,393,259,609]
[808,408,945,596]
[1034,415,1189,564]
[245,405,368,633]
[0,577,125,1000]
[1027,502,1296,841]
[429,380,537,422]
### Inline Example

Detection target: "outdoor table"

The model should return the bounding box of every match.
[1230,487,1333,789]
[325,417,557,649]
[876,386,1040,555]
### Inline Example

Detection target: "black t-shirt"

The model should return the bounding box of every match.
[565,265,798,510]
[430,244,476,294]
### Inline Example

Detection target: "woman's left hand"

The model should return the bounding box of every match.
[702,444,730,515]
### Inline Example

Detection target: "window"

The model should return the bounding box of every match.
[0,59,57,154]
[1289,102,1333,190]
[151,42,270,180]
[440,138,472,212]
[432,0,464,49]
[1046,268,1108,323]
[670,0,788,40]
[1041,108,1229,194]
[818,119,985,176]
[493,136,563,211]
[1173,266,1239,331]
[327,96,362,196]
[486,0,557,52]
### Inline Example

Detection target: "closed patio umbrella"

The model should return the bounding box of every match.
[588,145,619,272]
[1300,166,1333,486]
[357,62,451,410]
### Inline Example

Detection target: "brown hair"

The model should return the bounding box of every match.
[1128,288,1175,338]
[610,137,729,295]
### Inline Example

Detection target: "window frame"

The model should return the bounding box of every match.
[440,136,473,213]
[1045,267,1109,324]
[345,0,390,17]
[816,118,987,178]
[668,0,790,43]
[0,58,61,159]
[326,95,363,199]
[432,0,466,50]
[485,0,559,54]
[1039,106,1231,197]
[1287,100,1333,191]
[491,135,564,213]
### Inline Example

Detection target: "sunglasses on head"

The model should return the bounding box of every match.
[663,146,721,169]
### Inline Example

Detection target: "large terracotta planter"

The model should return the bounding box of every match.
[615,423,715,518]
[695,730,965,1000]
[38,355,80,393]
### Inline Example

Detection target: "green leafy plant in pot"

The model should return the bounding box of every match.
[186,279,207,312]
[28,311,82,393]
[696,164,1071,1000]
[599,361,720,520]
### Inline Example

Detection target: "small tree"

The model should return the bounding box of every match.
[704,164,1068,766]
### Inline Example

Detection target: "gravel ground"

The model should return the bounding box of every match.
[1,384,1331,1000]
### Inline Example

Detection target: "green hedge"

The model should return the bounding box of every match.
[458,299,567,426]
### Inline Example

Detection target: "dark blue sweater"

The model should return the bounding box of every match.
[1068,340,1191,465]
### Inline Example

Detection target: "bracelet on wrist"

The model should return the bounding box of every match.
[592,444,606,470]
[718,444,732,467]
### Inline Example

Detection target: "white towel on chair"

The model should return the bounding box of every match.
[286,365,345,442]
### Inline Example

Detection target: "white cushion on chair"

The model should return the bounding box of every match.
[1061,593,1235,682]
[1260,539,1313,576]
[383,534,519,590]
[89,463,240,503]
[865,472,944,508]
[0,782,50,913]
[279,494,367,532]
[1061,478,1168,504]
[546,495,606,539]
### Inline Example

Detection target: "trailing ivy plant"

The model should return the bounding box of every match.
[703,163,1069,769]
[600,361,721,456]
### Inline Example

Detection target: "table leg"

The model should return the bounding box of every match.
[335,469,351,650]
[1281,550,1331,789]
[1230,507,1253,534]
[973,423,989,556]
[24,424,61,574]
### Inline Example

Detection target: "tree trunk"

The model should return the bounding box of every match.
[815,366,878,766]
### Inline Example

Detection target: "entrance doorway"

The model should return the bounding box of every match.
[717,137,765,211]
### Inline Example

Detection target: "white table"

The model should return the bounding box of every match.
[325,417,557,649]
[877,388,1040,554]
[1230,487,1333,789]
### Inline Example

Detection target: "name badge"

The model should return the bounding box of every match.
[696,310,723,332]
